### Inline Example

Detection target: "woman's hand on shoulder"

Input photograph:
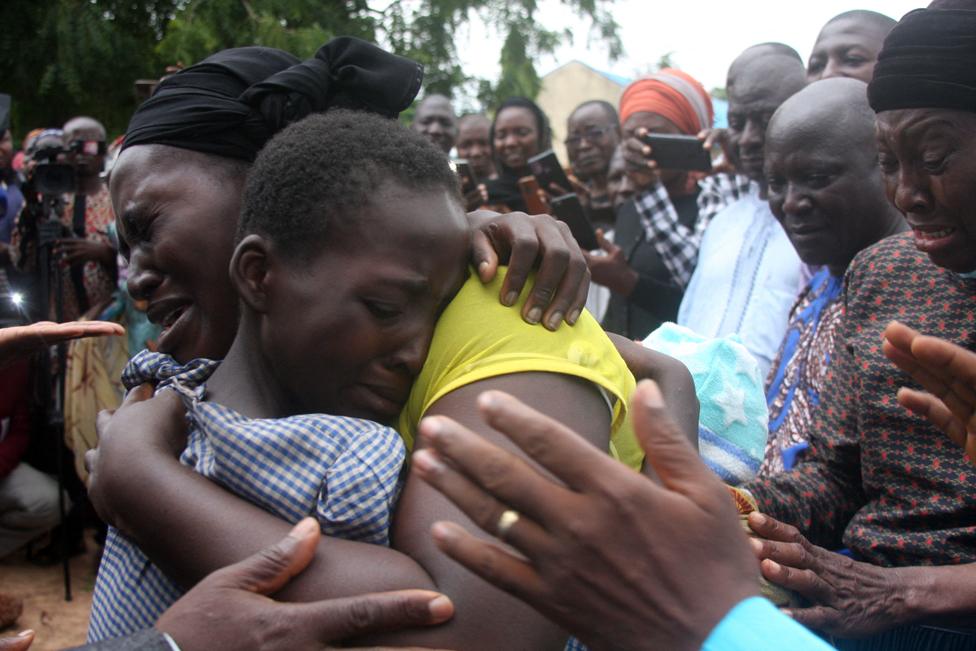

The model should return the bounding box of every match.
[466,209,589,331]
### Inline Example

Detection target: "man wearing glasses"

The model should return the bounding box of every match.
[564,100,621,230]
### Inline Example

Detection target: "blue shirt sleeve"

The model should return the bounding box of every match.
[702,597,835,651]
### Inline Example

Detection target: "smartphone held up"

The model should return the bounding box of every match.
[639,133,712,172]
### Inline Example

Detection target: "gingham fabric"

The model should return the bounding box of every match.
[634,173,756,289]
[88,350,406,642]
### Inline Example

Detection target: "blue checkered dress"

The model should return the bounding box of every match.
[88,351,406,642]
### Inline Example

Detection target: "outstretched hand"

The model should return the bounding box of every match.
[412,381,759,651]
[0,320,124,368]
[882,320,976,461]
[156,517,454,651]
[467,210,590,330]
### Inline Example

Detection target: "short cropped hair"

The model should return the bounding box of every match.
[743,42,803,63]
[239,109,461,259]
[457,113,490,129]
[569,100,620,129]
[826,9,896,31]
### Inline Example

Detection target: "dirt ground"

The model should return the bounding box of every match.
[0,534,97,651]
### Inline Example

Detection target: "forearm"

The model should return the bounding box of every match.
[900,563,976,628]
[648,354,699,447]
[609,333,699,447]
[103,442,434,601]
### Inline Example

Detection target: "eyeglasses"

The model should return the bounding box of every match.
[68,139,107,156]
[564,125,616,148]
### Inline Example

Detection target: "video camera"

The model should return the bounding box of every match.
[29,141,77,197]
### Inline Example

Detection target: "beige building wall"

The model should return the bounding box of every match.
[536,60,626,166]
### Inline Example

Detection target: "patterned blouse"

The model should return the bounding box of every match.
[745,233,976,567]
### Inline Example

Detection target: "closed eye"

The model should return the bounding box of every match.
[364,299,403,321]
[878,154,898,174]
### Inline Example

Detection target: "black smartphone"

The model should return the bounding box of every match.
[528,149,573,194]
[550,193,598,250]
[452,159,477,195]
[639,133,712,172]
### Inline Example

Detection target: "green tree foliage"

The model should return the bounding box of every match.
[156,0,376,67]
[0,0,621,139]
[0,0,177,137]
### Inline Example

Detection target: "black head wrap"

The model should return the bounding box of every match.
[123,36,423,161]
[868,8,976,113]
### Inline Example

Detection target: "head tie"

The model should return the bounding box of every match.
[123,37,423,161]
[868,8,976,113]
[619,69,714,134]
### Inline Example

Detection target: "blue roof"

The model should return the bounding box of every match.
[595,68,632,87]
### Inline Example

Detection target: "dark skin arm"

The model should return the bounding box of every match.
[89,387,435,599]
[741,322,976,634]
[89,373,609,650]
[156,517,454,651]
[583,229,638,296]
[608,332,699,448]
[0,320,124,368]
[363,373,609,648]
[412,382,760,651]
[749,512,976,636]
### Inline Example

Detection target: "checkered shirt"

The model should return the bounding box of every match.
[634,173,756,288]
[88,350,406,642]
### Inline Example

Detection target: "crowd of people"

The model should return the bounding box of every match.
[0,1,975,650]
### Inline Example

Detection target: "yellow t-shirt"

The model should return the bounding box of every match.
[398,268,643,471]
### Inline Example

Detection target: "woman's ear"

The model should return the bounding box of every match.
[229,234,273,313]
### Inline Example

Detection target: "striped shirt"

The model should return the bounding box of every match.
[88,350,405,641]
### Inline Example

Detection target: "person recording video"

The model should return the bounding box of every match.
[10,117,117,323]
